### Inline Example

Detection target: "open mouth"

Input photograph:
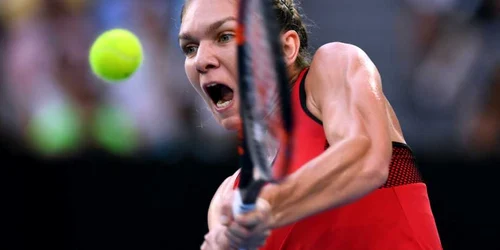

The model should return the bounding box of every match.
[204,83,234,110]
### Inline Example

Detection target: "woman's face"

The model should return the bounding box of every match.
[179,0,241,130]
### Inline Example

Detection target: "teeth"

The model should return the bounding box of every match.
[216,100,232,109]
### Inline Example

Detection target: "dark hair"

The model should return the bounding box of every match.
[180,0,311,69]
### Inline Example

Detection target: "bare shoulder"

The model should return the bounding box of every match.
[310,42,377,77]
[307,42,381,90]
[313,42,358,58]
[207,169,240,229]
[211,169,240,202]
[221,169,240,193]
[305,42,383,120]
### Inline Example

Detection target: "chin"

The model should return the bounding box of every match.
[219,116,241,131]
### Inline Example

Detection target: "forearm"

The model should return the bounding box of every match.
[208,177,233,230]
[262,136,390,228]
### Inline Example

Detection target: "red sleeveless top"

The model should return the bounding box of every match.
[234,68,442,249]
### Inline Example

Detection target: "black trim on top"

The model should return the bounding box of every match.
[299,68,324,125]
[325,141,413,152]
[392,141,418,167]
[392,141,414,154]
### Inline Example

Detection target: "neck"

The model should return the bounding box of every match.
[288,66,304,89]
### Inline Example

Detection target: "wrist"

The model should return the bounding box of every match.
[214,224,228,238]
[258,183,279,228]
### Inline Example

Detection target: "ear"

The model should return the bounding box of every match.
[281,30,300,68]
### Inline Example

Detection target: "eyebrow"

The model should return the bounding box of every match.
[178,16,237,42]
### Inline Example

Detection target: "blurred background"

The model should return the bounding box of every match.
[0,0,498,249]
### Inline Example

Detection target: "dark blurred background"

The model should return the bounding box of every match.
[0,0,499,249]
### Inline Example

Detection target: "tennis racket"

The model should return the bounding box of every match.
[232,0,294,247]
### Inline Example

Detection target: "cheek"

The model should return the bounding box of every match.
[220,46,238,79]
[184,60,201,92]
[227,46,237,67]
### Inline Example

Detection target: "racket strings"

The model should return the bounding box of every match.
[238,0,292,184]
[247,0,284,133]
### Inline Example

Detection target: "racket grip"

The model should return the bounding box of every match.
[232,189,256,215]
[232,190,257,250]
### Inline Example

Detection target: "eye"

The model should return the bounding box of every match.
[218,33,234,44]
[182,45,198,57]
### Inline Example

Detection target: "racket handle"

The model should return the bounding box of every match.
[232,189,256,215]
[232,190,257,250]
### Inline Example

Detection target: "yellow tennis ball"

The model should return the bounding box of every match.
[89,29,143,82]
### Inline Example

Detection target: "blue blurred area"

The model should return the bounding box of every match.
[0,0,231,161]
[0,0,498,160]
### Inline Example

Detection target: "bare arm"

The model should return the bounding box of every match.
[207,169,240,230]
[260,42,392,228]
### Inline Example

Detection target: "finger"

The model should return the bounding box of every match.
[254,234,270,245]
[235,228,271,249]
[227,232,243,250]
[226,223,260,249]
[227,229,270,250]
[229,218,271,241]
[235,198,271,228]
[243,241,267,250]
[252,229,271,239]
[228,239,240,249]
[227,223,251,241]
[247,230,271,247]
[235,212,262,228]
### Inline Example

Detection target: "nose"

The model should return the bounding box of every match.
[195,42,219,74]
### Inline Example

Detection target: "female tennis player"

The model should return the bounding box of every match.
[178,0,442,249]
